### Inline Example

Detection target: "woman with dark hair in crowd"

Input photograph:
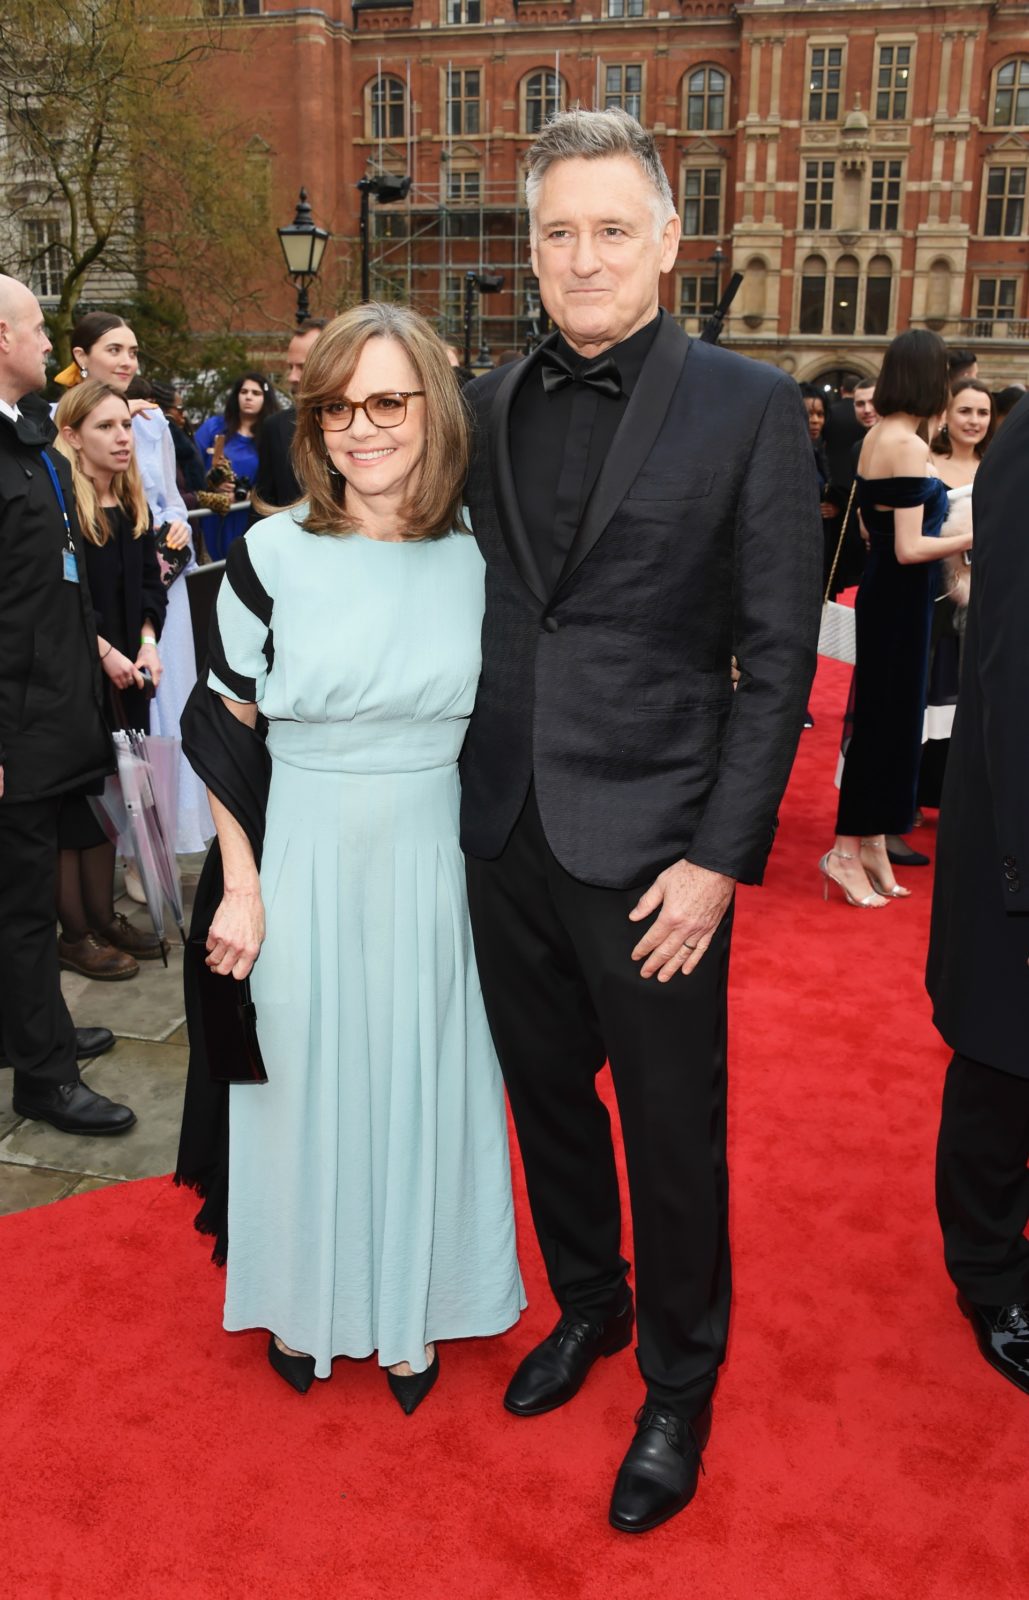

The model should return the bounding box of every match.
[194,373,280,560]
[52,380,167,979]
[55,312,212,860]
[918,380,996,807]
[798,382,836,728]
[820,330,974,908]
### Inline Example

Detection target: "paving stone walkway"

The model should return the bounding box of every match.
[0,855,205,1219]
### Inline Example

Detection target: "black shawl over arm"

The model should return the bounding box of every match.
[174,538,272,1262]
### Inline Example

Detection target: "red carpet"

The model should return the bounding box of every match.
[1,655,1024,1599]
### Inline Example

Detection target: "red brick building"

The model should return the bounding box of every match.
[191,0,1029,382]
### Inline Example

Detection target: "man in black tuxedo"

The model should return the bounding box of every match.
[927,392,1029,1399]
[251,319,325,511]
[460,111,821,1532]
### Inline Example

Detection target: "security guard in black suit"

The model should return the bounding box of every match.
[0,275,134,1135]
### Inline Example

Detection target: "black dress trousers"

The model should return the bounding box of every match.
[466,786,732,1417]
[0,797,78,1089]
[936,1051,1029,1305]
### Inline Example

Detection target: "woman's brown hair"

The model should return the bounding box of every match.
[54,380,150,547]
[289,302,469,541]
[930,378,996,460]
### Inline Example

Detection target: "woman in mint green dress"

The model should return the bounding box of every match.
[202,305,523,1411]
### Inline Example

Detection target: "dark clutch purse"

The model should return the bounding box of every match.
[185,939,268,1084]
[155,521,192,588]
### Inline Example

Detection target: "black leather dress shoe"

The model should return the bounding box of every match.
[958,1294,1029,1396]
[12,1079,136,1136]
[75,1027,116,1061]
[504,1297,634,1417]
[609,1403,712,1534]
[886,838,930,867]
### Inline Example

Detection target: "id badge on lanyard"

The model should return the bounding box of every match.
[41,451,79,583]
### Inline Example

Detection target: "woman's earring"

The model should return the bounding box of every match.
[79,365,88,379]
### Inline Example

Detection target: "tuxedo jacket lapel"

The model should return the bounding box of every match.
[554,313,691,594]
[488,334,558,606]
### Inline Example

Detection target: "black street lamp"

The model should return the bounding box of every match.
[277,188,330,326]
[357,173,412,302]
[463,270,505,368]
[709,244,726,299]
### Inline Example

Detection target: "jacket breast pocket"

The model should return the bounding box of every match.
[627,470,715,504]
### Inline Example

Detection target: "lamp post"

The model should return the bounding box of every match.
[277,188,330,326]
[463,270,505,368]
[357,173,412,302]
[709,244,726,301]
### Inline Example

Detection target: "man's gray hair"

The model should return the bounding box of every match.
[524,107,676,236]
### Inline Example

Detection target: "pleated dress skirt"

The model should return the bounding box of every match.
[224,740,524,1377]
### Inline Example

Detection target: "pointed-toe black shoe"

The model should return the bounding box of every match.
[958,1294,1029,1396]
[504,1297,635,1417]
[268,1334,316,1394]
[387,1347,439,1414]
[609,1402,712,1534]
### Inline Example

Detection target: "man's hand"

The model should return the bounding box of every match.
[629,859,735,981]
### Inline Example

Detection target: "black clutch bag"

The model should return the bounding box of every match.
[155,522,192,588]
[184,939,268,1084]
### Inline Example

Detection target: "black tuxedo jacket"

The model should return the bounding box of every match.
[459,314,822,889]
[927,394,1029,1079]
[252,408,299,512]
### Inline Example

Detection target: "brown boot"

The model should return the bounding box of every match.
[101,912,165,961]
[58,932,140,982]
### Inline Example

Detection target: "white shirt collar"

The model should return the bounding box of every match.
[0,398,21,423]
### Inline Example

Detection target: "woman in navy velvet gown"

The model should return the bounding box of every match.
[820,332,974,909]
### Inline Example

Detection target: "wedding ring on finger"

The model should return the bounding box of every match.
[682,941,698,953]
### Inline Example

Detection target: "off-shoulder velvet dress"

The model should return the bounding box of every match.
[207,510,524,1377]
[835,473,949,837]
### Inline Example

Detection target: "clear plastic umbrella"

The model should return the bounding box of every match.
[90,731,187,966]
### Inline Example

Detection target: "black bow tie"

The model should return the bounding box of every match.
[540,346,622,399]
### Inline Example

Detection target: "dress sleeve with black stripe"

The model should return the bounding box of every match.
[207,534,275,705]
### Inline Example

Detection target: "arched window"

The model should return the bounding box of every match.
[925,258,952,328]
[368,75,406,141]
[522,71,565,136]
[799,254,826,334]
[831,254,859,336]
[864,255,893,336]
[684,65,727,132]
[993,59,1029,127]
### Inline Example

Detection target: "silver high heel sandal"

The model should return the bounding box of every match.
[859,839,912,899]
[818,849,889,908]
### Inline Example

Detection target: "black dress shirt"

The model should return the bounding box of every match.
[510,311,662,594]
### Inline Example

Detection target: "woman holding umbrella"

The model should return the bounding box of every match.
[52,380,167,978]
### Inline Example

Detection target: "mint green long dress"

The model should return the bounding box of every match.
[210,510,523,1377]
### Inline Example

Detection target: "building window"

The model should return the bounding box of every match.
[445,274,466,336]
[993,60,1029,127]
[799,255,827,334]
[446,69,481,136]
[679,275,718,321]
[685,66,726,132]
[202,0,261,14]
[983,166,1027,236]
[808,46,843,123]
[975,277,1019,324]
[605,65,643,120]
[606,0,644,14]
[445,0,481,20]
[803,161,835,231]
[374,212,408,241]
[523,71,563,135]
[869,159,902,230]
[23,218,63,299]
[831,255,859,336]
[682,168,722,237]
[369,75,406,141]
[875,43,911,122]
[864,255,893,336]
[446,167,481,204]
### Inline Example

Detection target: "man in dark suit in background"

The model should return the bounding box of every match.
[0,275,134,1135]
[927,392,1029,1399]
[251,319,325,511]
[460,110,821,1533]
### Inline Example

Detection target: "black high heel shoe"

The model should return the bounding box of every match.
[387,1347,439,1415]
[268,1333,316,1394]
